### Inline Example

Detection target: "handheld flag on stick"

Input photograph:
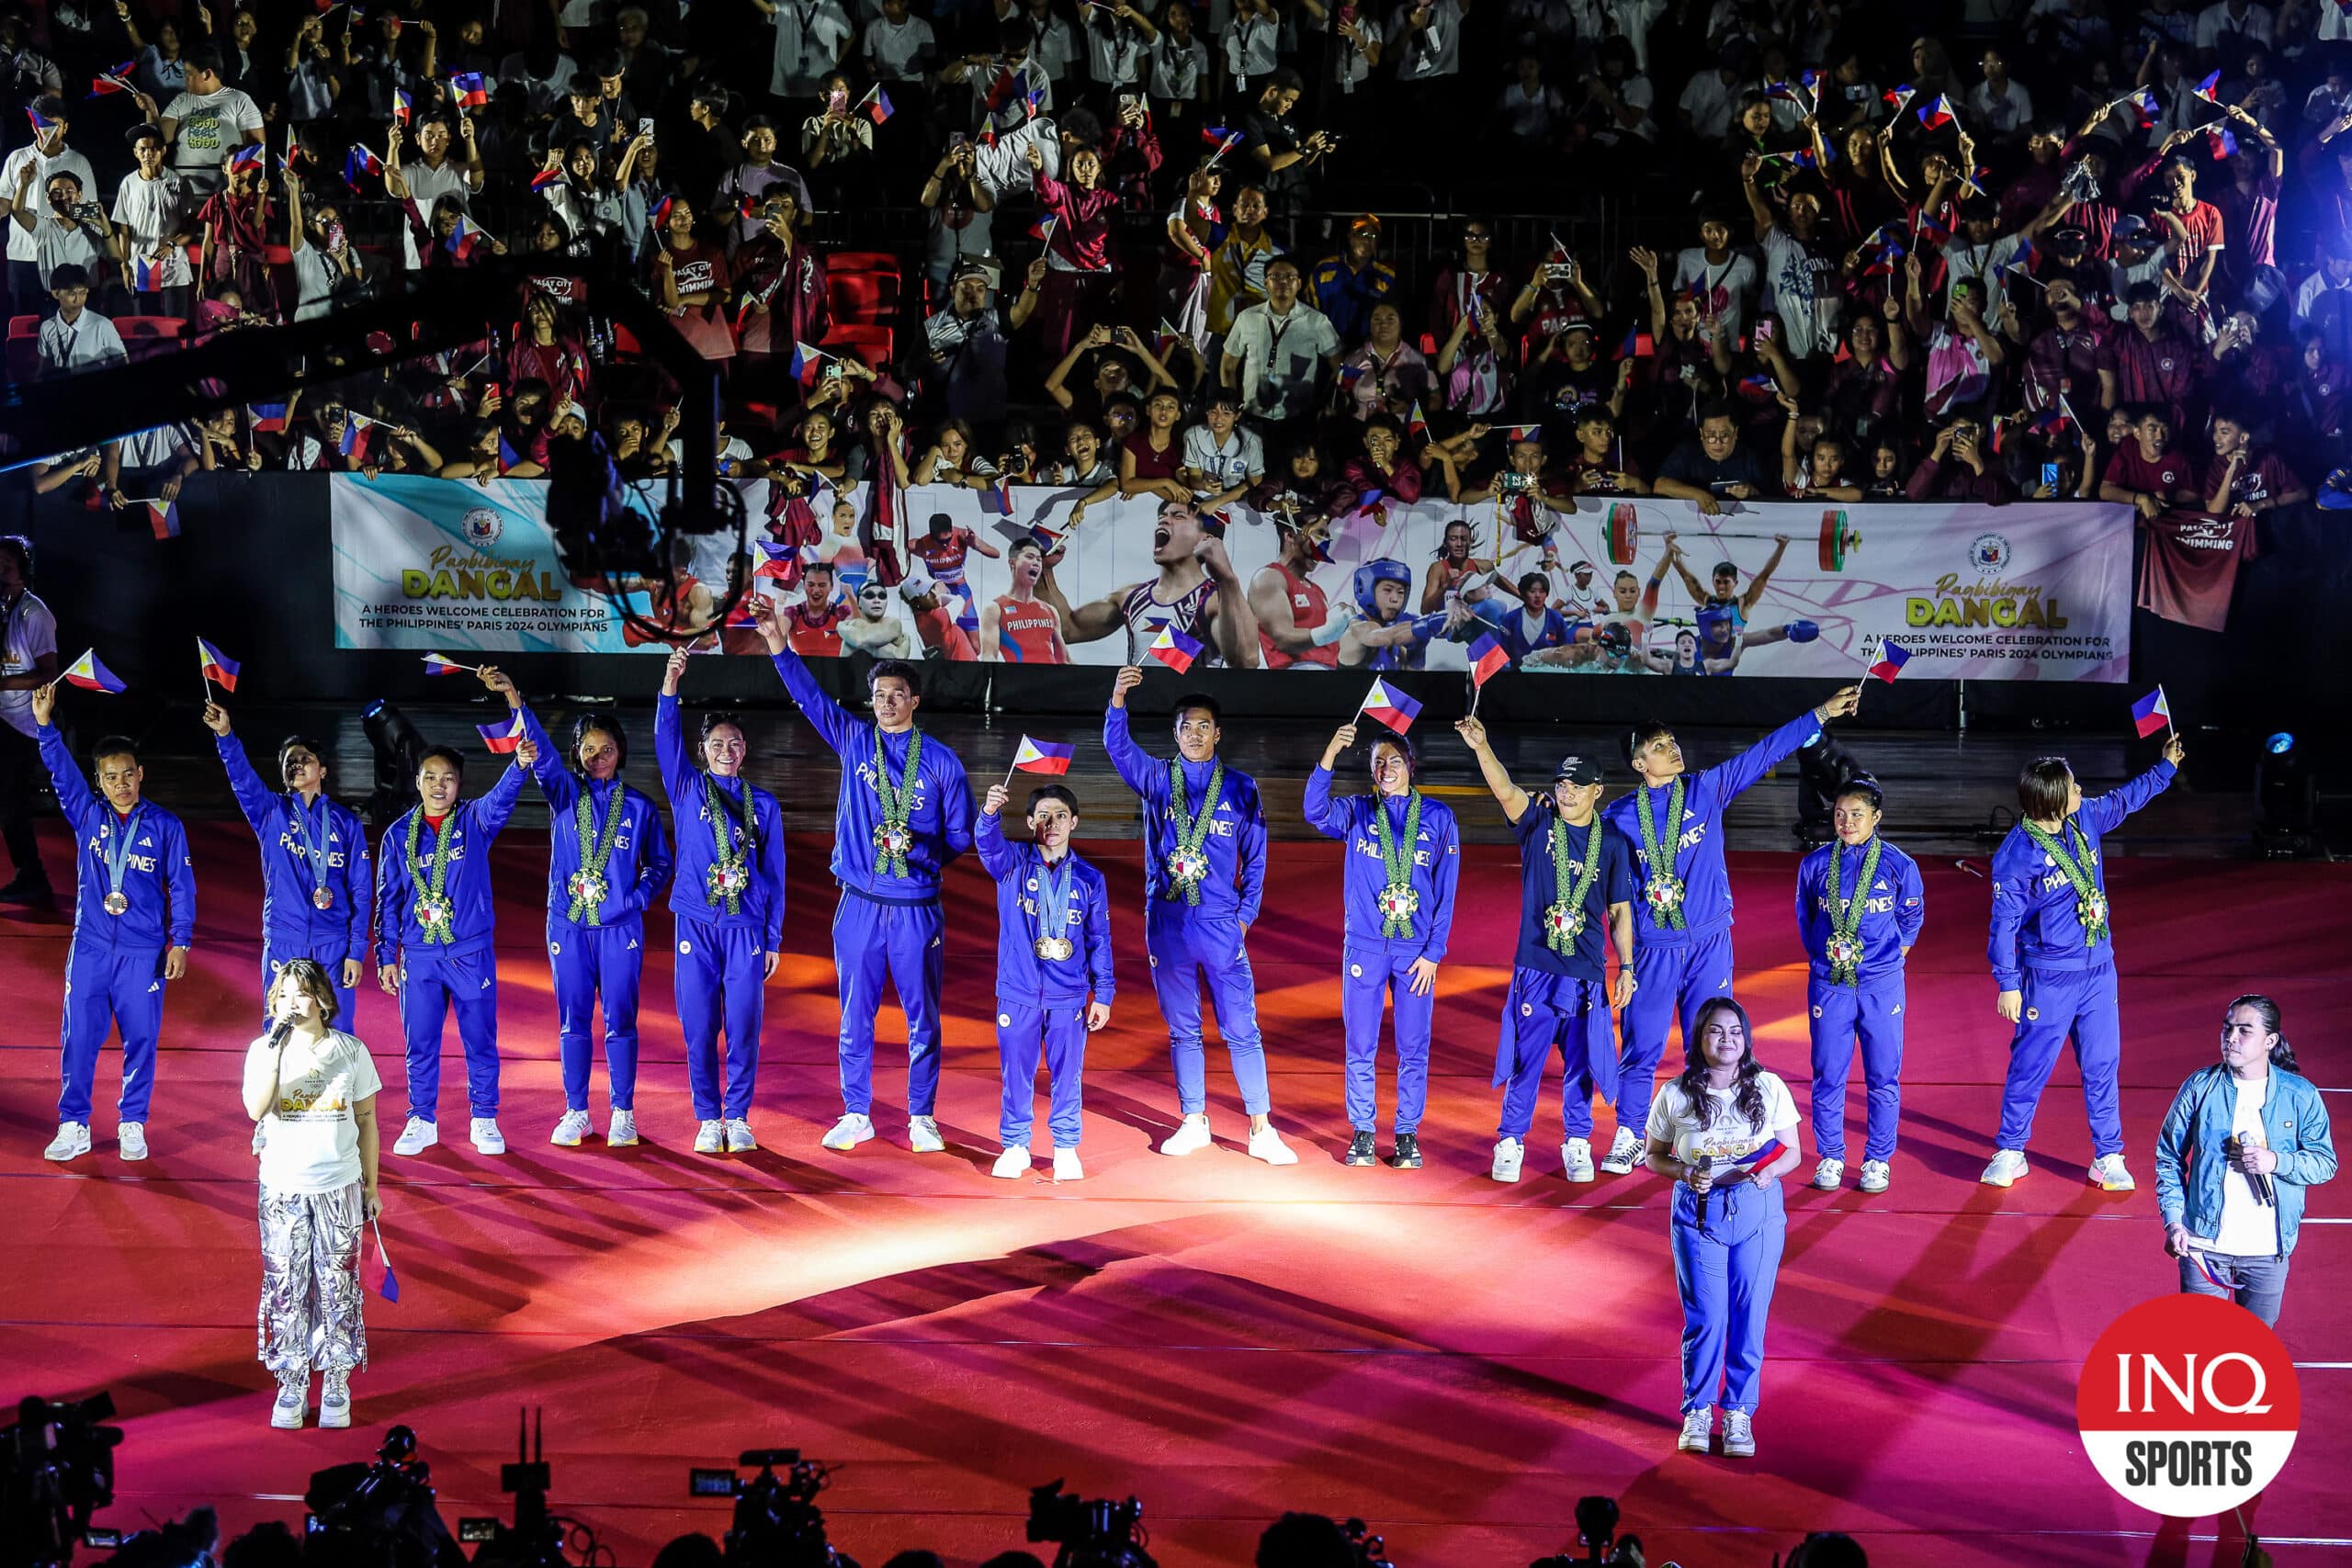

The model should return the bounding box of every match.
[229,143,267,173]
[198,637,241,694]
[1406,400,1429,439]
[1358,677,1422,734]
[421,651,478,676]
[2131,685,2173,739]
[2192,69,2222,101]
[1010,735,1076,777]
[530,166,563,193]
[1881,84,1915,116]
[1866,637,1911,683]
[1029,213,1058,246]
[863,85,895,124]
[145,499,181,539]
[63,650,126,694]
[1915,94,1957,130]
[89,62,137,96]
[1147,624,1204,672]
[393,87,413,123]
[477,716,526,754]
[980,476,1016,517]
[450,71,489,108]
[370,1217,401,1303]
[1465,633,1510,714]
[789,341,831,379]
[249,402,289,434]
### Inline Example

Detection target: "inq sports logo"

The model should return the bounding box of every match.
[2075,1295,2300,1518]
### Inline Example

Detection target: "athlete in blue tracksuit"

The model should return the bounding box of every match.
[1792,773,1923,1193]
[1304,722,1460,1169]
[755,601,975,1154]
[1104,663,1295,1164]
[977,782,1115,1179]
[1459,719,1636,1183]
[1984,737,2183,1190]
[374,734,528,1155]
[1597,686,1860,1175]
[497,678,673,1149]
[655,649,787,1154]
[202,703,372,1030]
[33,688,195,1163]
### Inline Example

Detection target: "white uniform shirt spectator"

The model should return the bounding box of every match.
[23,208,104,289]
[110,169,193,289]
[0,586,57,739]
[1940,232,2027,299]
[396,156,469,270]
[1966,76,2034,134]
[1017,13,1078,80]
[1672,245,1759,342]
[1677,68,1737,141]
[2323,1,2352,41]
[1,141,94,266]
[1179,423,1265,491]
[2194,0,2272,51]
[290,227,346,321]
[1578,0,1666,71]
[976,117,1058,198]
[1498,78,1566,140]
[1087,15,1151,87]
[496,51,581,116]
[1226,9,1280,84]
[1389,0,1464,80]
[1329,14,1381,91]
[1148,30,1209,98]
[162,85,263,193]
[862,13,936,79]
[114,422,195,469]
[769,0,854,96]
[1225,297,1340,420]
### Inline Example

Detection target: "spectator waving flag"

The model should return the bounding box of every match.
[1029,213,1058,246]
[27,106,57,131]
[1148,623,1204,672]
[863,85,895,124]
[2192,69,2222,100]
[421,652,477,676]
[450,72,489,108]
[230,143,266,172]
[249,402,289,434]
[530,166,563,193]
[1358,677,1422,734]
[1012,736,1076,774]
[89,61,137,95]
[445,215,490,261]
[1866,637,1911,682]
[393,86,413,123]
[2131,685,2173,739]
[145,498,181,539]
[1466,634,1510,713]
[1915,94,1957,130]
[476,716,526,754]
[981,476,1016,516]
[197,637,241,691]
[62,650,126,694]
[789,340,830,379]
[1881,84,1915,116]
[336,415,373,461]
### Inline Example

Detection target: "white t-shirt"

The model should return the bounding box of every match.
[111,170,194,288]
[290,234,343,322]
[1672,247,1759,342]
[245,1028,383,1195]
[2212,1074,2281,1258]
[1179,423,1265,490]
[1,143,96,263]
[396,157,471,270]
[0,589,58,739]
[1645,1070,1801,1167]
[1225,300,1340,420]
[163,86,263,186]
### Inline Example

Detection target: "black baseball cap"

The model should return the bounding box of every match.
[1555,755,1603,785]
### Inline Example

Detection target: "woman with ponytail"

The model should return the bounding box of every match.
[2154,995,2336,1327]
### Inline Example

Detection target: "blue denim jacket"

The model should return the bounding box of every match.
[2154,1066,2337,1258]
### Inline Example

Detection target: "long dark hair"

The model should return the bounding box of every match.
[1675,996,1769,1133]
[2226,993,2301,1075]
[570,710,628,773]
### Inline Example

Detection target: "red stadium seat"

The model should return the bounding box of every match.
[825,270,899,324]
[828,251,900,276]
[822,322,893,367]
[610,324,645,356]
[6,314,36,385]
[115,317,187,359]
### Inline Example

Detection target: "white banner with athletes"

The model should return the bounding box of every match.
[331,476,2132,681]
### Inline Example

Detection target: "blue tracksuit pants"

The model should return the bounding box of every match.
[551,922,645,1111]
[59,942,165,1123]
[998,1000,1088,1148]
[832,892,944,1118]
[1148,911,1270,1117]
[676,915,766,1122]
[399,946,500,1122]
[1996,960,2124,1157]
[259,942,359,1035]
[1341,946,1431,1134]
[1807,972,1906,1162]
[1497,970,1618,1142]
[1671,1177,1786,1415]
[1616,930,1735,1137]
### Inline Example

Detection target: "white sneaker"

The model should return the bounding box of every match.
[1599,1124,1644,1175]
[1811,1156,1845,1190]
[1721,1409,1755,1458]
[724,1118,757,1154]
[392,1117,437,1156]
[42,1122,91,1161]
[2089,1153,2136,1191]
[991,1145,1032,1179]
[550,1111,591,1147]
[1858,1159,1891,1193]
[1980,1147,2029,1188]
[908,1115,945,1154]
[1677,1407,1713,1453]
[469,1117,505,1155]
[694,1120,725,1155]
[1561,1137,1595,1183]
[820,1113,876,1151]
[1051,1145,1084,1181]
[1159,1113,1213,1156]
[118,1122,148,1162]
[1490,1137,1526,1183]
[319,1370,351,1430]
[271,1372,309,1429]
[607,1111,639,1147]
[1247,1124,1298,1166]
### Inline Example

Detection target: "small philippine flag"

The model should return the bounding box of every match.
[421,651,472,676]
[197,637,241,690]
[1012,736,1076,774]
[1468,633,1511,687]
[1359,677,1422,733]
[2131,685,2172,739]
[371,1218,401,1303]
[146,499,181,539]
[866,86,895,124]
[1148,623,1204,673]
[450,71,489,108]
[1867,637,1912,683]
[63,649,127,694]
[477,716,526,754]
[250,402,289,434]
[336,415,372,461]
[1915,94,1956,130]
[981,477,1016,517]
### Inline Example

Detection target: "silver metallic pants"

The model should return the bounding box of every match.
[256,1182,368,1377]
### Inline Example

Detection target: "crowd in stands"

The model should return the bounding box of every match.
[6,0,2346,634]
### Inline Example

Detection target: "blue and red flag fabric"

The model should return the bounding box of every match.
[370,1218,401,1303]
[230,143,266,173]
[1012,736,1076,774]
[130,253,163,292]
[393,87,413,123]
[249,402,290,434]
[1867,637,1911,682]
[345,144,384,189]
[1721,1137,1789,1171]
[89,61,137,95]
[445,216,490,261]
[981,477,1016,516]
[422,651,473,676]
[1148,624,1204,672]
[197,637,240,690]
[2193,69,2222,100]
[477,716,526,753]
[1468,634,1510,687]
[146,499,181,539]
[1881,84,1915,115]
[865,86,894,124]
[2131,685,2172,739]
[530,167,562,193]
[450,72,489,108]
[1359,677,1422,733]
[789,340,828,379]
[1915,94,1957,130]
[63,649,126,694]
[336,415,372,461]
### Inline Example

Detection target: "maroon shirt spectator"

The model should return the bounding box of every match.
[1905,419,2016,503]
[2098,288,2204,429]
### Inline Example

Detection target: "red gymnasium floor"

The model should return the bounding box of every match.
[0,824,2345,1568]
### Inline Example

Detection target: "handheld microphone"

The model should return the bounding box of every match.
[2242,1131,2277,1208]
[1691,1152,1714,1224]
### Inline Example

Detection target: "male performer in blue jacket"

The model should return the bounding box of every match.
[1984,733,2184,1191]
[1105,663,1296,1164]
[1793,773,1924,1193]
[1459,717,1636,1183]
[978,781,1114,1181]
[374,689,529,1158]
[1305,721,1460,1169]
[656,646,787,1155]
[493,673,673,1150]
[202,699,371,1030]
[752,597,976,1155]
[1598,684,1860,1174]
[32,681,194,1163]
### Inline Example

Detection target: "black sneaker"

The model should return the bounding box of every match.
[1389,1134,1423,1169]
[1343,1130,1377,1166]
